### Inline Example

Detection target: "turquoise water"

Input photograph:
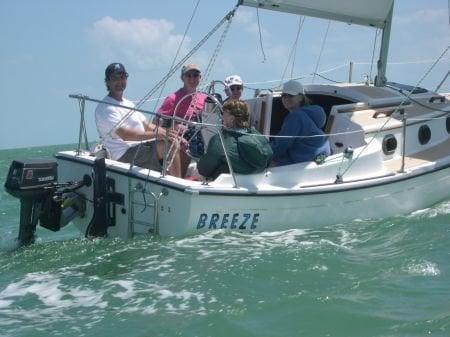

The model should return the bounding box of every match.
[0,145,449,337]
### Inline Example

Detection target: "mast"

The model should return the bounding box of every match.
[375,1,393,87]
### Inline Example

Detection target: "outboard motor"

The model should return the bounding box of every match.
[4,159,90,246]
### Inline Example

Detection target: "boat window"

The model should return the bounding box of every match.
[418,125,431,145]
[382,134,397,155]
[446,116,450,134]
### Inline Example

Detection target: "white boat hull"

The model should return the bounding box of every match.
[56,150,450,238]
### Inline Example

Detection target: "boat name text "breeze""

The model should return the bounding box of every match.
[196,213,260,230]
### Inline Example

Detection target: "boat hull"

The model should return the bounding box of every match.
[56,153,450,238]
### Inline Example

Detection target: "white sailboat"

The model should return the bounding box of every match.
[5,0,450,244]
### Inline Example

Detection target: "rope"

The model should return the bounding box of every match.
[312,21,331,84]
[256,8,267,62]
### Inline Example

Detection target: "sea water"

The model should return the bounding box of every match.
[0,145,449,337]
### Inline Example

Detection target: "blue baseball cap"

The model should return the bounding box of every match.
[105,63,128,80]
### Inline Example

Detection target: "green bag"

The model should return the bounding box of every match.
[236,128,273,171]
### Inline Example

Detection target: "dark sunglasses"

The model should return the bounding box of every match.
[184,72,200,78]
[281,93,295,98]
[230,85,243,91]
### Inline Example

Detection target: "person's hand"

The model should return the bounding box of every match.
[154,126,169,141]
[166,128,182,143]
[174,123,187,136]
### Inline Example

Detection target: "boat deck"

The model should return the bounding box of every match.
[351,104,446,134]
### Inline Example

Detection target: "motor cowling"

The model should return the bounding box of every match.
[5,159,58,199]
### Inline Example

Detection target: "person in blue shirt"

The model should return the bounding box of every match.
[271,80,331,166]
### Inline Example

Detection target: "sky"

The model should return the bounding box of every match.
[0,0,449,150]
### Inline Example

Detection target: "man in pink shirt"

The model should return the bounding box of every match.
[158,64,207,120]
[158,64,207,176]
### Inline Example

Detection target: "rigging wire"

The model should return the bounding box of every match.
[152,0,201,112]
[312,21,331,84]
[312,72,343,84]
[280,16,305,86]
[202,12,234,85]
[289,17,304,78]
[100,4,240,145]
[139,0,201,198]
[256,8,267,62]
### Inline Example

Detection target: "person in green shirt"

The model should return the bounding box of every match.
[197,100,272,180]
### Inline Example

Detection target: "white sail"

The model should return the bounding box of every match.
[240,0,394,85]
[240,0,394,29]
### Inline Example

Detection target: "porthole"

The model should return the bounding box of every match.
[446,116,450,133]
[418,125,431,145]
[382,134,397,155]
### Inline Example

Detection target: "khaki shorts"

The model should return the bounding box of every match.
[118,141,162,171]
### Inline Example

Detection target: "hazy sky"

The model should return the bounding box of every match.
[1,0,449,149]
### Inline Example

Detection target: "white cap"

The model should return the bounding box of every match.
[282,80,305,95]
[224,75,243,87]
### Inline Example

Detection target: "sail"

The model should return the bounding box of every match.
[239,0,394,29]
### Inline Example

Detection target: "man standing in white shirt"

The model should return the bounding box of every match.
[95,63,181,177]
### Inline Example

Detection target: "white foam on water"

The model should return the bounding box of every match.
[175,228,309,249]
[0,299,13,308]
[336,229,361,247]
[309,265,329,272]
[406,260,441,276]
[0,273,69,307]
[142,305,157,314]
[100,277,210,316]
[110,280,136,300]
[0,272,108,310]
[408,201,450,219]
[156,288,205,303]
[157,289,173,299]
[68,288,107,308]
